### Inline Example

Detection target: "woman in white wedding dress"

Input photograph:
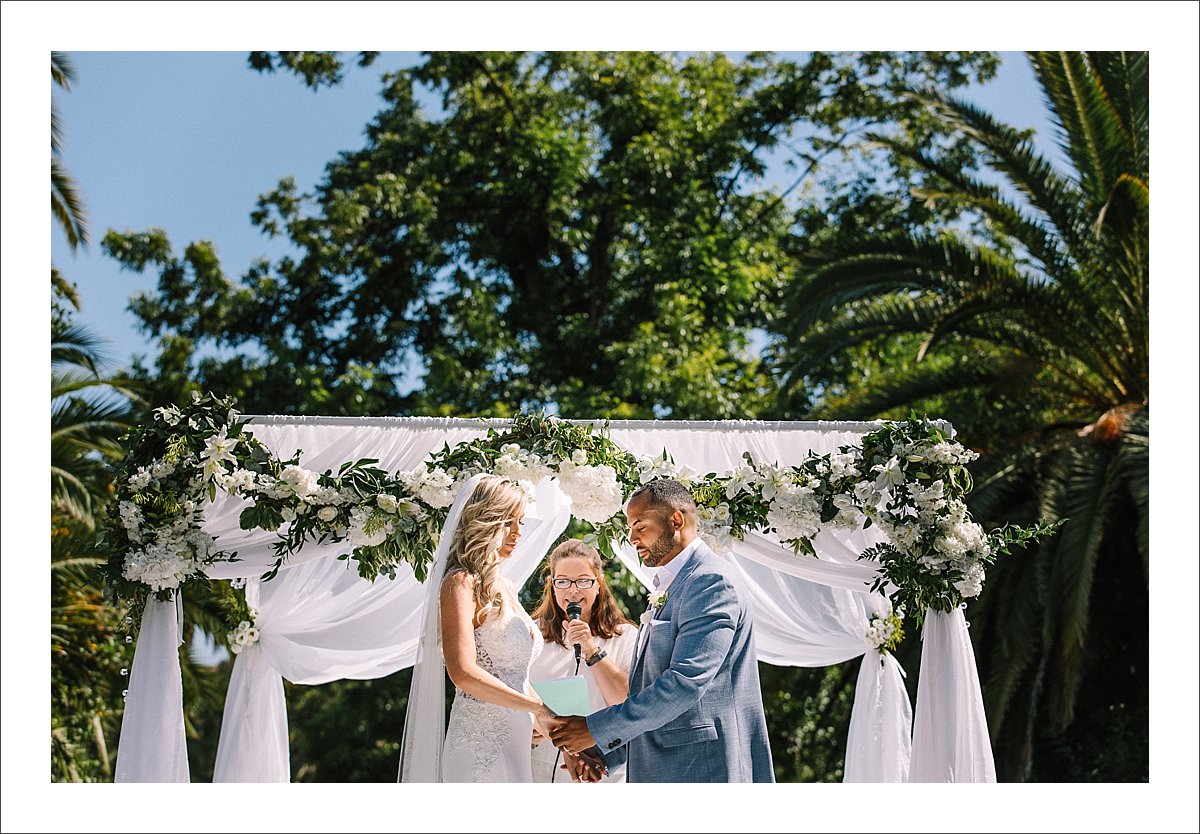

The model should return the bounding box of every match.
[399,474,554,783]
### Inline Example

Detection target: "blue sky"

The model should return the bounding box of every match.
[49,50,1060,375]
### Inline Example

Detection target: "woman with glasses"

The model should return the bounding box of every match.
[528,538,638,782]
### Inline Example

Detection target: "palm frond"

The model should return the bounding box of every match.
[52,158,89,250]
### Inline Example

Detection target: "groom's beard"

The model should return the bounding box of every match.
[640,529,677,568]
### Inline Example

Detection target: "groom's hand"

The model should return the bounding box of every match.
[548,714,596,755]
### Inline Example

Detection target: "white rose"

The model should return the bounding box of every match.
[317,506,339,522]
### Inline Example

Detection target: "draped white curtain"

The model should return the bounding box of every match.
[114,416,992,784]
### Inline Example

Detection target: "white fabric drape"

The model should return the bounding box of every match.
[114,594,189,782]
[115,416,993,783]
[908,608,996,782]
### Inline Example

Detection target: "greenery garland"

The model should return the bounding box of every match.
[100,393,1057,649]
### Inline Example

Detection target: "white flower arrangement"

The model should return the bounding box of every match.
[105,401,1058,632]
[228,616,261,655]
[865,607,905,654]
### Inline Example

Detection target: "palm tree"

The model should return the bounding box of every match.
[779,52,1148,780]
[51,315,141,780]
[53,51,87,308]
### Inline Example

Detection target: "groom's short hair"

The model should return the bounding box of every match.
[629,479,696,519]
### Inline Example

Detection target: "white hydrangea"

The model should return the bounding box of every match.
[215,467,257,493]
[127,467,153,491]
[953,561,986,599]
[150,458,176,479]
[766,484,822,543]
[122,541,197,592]
[118,501,144,535]
[493,445,553,485]
[255,473,294,500]
[556,461,624,524]
[400,468,456,509]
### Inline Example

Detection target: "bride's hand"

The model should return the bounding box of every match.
[532,704,558,741]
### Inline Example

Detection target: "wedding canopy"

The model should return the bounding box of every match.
[114,416,995,783]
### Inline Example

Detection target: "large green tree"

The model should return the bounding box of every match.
[108,51,996,422]
[778,52,1149,781]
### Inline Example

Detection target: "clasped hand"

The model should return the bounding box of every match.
[536,706,606,782]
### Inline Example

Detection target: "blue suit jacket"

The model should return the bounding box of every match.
[586,541,774,782]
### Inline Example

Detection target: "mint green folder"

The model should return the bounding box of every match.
[530,675,591,716]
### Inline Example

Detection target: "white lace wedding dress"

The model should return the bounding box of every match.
[441,581,544,782]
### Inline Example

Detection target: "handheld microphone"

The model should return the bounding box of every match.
[566,601,583,662]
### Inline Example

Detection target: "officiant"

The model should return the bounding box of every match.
[528,539,639,782]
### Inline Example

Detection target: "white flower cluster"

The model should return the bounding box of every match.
[696,502,735,555]
[399,467,457,509]
[865,607,902,653]
[228,617,260,655]
[635,451,697,485]
[861,437,992,599]
[556,450,624,524]
[765,480,823,543]
[493,444,553,489]
[197,426,240,481]
[121,539,202,592]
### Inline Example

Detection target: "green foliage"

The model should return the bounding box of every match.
[285,672,413,782]
[760,663,855,782]
[110,51,995,421]
[248,51,379,89]
[780,52,1149,780]
[51,522,127,782]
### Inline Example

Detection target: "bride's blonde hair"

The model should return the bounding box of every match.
[444,475,526,625]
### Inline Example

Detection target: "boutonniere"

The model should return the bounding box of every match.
[640,588,669,626]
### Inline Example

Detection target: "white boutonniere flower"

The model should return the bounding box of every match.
[648,589,669,610]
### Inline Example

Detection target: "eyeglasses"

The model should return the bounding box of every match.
[552,578,597,590]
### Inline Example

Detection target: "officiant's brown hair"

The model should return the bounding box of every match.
[531,539,634,646]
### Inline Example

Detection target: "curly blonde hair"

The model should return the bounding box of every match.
[444,475,526,625]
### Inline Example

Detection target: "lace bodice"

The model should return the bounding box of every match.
[459,603,544,696]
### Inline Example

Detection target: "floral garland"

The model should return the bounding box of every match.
[101,396,1056,641]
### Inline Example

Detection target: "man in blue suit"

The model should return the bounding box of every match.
[548,479,775,782]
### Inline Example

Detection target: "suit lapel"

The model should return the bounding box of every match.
[629,542,711,688]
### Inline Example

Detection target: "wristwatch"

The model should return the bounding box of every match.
[585,648,608,667]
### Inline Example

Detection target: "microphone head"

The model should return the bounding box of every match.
[566,601,583,621]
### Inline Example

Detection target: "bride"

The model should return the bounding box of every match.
[399,474,554,782]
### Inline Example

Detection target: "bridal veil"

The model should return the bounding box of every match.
[398,472,488,782]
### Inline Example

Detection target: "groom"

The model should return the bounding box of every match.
[548,479,774,782]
